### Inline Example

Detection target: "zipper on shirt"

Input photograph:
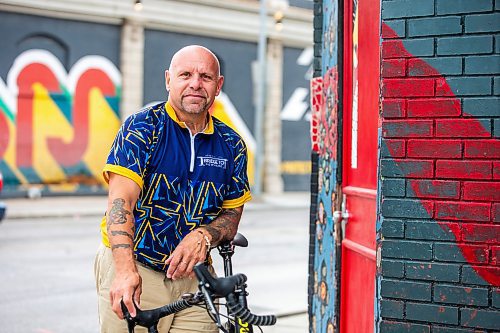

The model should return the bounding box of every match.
[189,130,197,172]
[187,122,208,173]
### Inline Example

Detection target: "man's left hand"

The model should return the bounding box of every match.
[165,229,210,280]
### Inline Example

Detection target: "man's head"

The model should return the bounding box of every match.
[165,45,224,117]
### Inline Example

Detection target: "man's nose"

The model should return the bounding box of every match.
[188,75,202,89]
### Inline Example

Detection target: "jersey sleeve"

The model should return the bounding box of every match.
[222,138,252,208]
[102,112,154,189]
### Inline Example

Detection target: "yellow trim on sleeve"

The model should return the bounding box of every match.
[100,215,110,248]
[102,164,144,189]
[222,190,252,209]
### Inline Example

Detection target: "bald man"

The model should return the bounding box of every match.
[94,45,251,332]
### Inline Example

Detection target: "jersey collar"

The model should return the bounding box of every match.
[165,102,214,134]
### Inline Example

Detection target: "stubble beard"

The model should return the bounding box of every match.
[180,97,210,115]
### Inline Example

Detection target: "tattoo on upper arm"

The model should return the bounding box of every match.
[203,208,241,244]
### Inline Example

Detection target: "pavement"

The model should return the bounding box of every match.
[1,191,311,332]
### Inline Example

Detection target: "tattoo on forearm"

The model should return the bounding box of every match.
[111,230,134,240]
[107,198,131,226]
[111,244,132,250]
[107,198,134,252]
[203,208,241,244]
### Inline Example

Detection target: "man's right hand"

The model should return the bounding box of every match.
[110,270,142,319]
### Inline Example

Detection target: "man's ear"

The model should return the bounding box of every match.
[165,70,170,92]
[216,75,224,96]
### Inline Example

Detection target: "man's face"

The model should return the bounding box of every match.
[165,48,224,116]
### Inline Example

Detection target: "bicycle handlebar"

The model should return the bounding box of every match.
[122,263,276,332]
[194,263,247,297]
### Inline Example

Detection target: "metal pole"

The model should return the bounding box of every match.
[254,0,267,196]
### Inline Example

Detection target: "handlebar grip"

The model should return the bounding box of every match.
[226,299,277,326]
[122,299,191,329]
[157,299,192,318]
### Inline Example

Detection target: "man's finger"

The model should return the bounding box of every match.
[133,286,142,310]
[185,260,196,277]
[172,259,190,280]
[122,293,136,318]
[166,261,176,279]
[110,293,124,319]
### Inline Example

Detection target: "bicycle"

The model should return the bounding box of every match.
[121,233,277,333]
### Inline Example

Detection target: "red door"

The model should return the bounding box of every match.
[339,0,380,332]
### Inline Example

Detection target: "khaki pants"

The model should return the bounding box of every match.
[94,244,218,333]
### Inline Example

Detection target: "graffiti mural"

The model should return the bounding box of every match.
[0,49,257,195]
[310,0,340,331]
[0,49,121,193]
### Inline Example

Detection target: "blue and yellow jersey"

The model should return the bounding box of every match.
[100,101,251,271]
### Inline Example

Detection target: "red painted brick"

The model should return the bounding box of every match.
[469,266,500,286]
[435,78,454,97]
[384,139,406,157]
[462,224,500,244]
[382,99,406,118]
[495,162,500,180]
[407,98,461,118]
[407,139,462,158]
[408,58,441,77]
[383,120,433,138]
[494,203,500,222]
[382,59,406,78]
[465,140,500,159]
[383,78,435,97]
[463,181,500,201]
[382,24,400,39]
[409,180,460,199]
[435,201,491,221]
[492,246,500,266]
[456,244,490,264]
[436,119,492,138]
[436,160,492,180]
[382,40,412,59]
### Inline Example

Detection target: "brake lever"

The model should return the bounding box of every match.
[200,284,223,329]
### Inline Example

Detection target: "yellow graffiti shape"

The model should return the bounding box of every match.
[83,87,121,185]
[32,83,73,183]
[2,111,28,184]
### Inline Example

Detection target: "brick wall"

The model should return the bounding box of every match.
[379,0,499,331]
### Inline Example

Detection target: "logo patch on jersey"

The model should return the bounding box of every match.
[198,156,228,169]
